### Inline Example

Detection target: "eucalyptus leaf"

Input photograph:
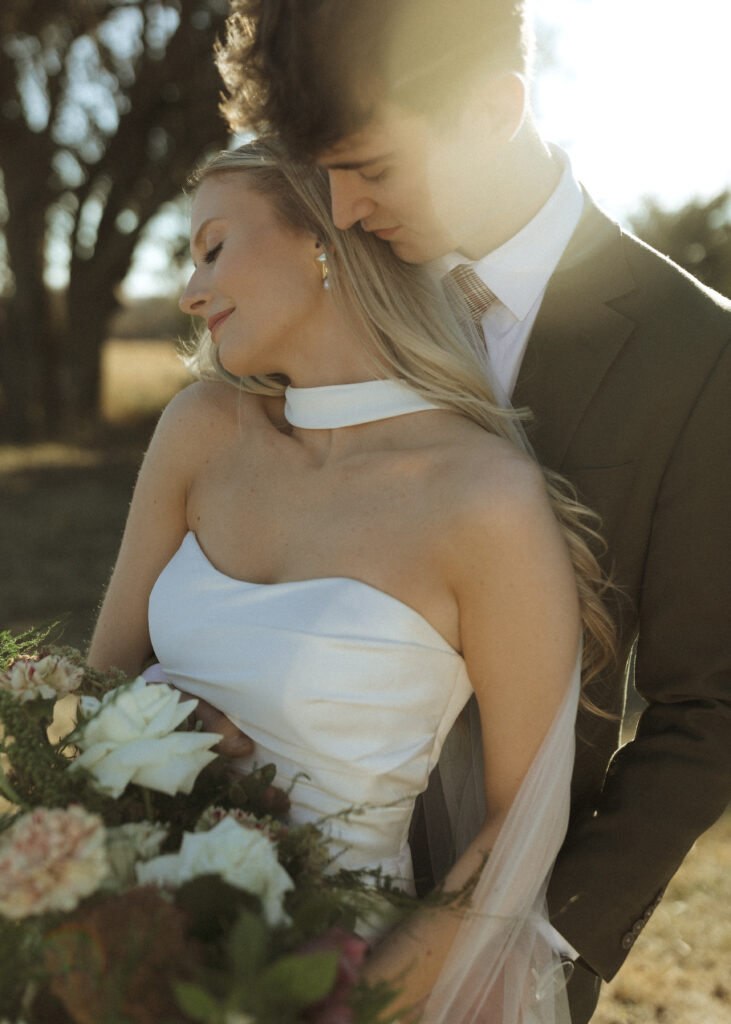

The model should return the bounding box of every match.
[173,981,223,1022]
[226,908,269,978]
[258,949,339,1010]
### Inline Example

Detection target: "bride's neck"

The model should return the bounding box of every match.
[285,338,381,391]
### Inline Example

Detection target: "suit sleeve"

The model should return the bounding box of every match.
[547,338,731,980]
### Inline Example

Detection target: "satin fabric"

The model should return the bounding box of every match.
[148,530,578,1022]
[149,530,472,885]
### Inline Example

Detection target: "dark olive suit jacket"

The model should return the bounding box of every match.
[411,195,731,1021]
[510,198,731,997]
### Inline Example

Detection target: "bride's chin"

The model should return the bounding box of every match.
[218,352,279,381]
[216,345,251,379]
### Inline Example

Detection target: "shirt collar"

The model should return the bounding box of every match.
[431,146,585,321]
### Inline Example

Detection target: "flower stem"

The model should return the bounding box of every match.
[0,761,26,808]
[142,787,154,821]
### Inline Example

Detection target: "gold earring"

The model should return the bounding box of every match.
[315,250,330,290]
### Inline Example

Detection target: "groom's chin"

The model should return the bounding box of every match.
[386,237,435,265]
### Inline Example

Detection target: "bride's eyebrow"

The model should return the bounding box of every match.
[190,217,224,258]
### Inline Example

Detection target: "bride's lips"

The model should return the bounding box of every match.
[207,308,234,338]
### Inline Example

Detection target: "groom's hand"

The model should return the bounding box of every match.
[192,695,254,757]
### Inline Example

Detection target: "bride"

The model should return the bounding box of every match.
[88,138,614,1023]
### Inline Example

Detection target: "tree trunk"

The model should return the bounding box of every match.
[0,0,230,440]
[60,286,118,431]
[0,151,58,440]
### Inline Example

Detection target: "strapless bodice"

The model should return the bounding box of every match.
[148,532,473,888]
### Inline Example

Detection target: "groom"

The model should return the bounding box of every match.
[207,1,731,1019]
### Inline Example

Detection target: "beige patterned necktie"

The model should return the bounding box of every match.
[443,264,497,341]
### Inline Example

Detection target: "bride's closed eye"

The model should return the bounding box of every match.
[204,241,223,264]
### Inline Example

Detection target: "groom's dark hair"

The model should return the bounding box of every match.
[216,0,531,159]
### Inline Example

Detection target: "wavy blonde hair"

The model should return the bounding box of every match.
[186,138,616,710]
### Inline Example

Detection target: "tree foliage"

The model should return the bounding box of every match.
[631,191,731,300]
[0,0,230,441]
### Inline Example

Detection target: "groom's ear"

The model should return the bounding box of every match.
[463,71,528,147]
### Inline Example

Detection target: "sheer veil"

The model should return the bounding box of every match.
[420,661,579,1023]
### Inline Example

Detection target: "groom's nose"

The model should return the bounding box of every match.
[328,169,377,229]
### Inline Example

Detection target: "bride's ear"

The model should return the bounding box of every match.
[314,240,331,289]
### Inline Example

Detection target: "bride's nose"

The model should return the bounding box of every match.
[179,275,209,316]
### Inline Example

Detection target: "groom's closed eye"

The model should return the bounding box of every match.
[359,167,390,183]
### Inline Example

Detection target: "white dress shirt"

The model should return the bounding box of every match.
[430,146,585,398]
[432,146,585,963]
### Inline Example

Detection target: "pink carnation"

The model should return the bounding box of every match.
[0,654,84,703]
[195,806,284,841]
[0,805,108,919]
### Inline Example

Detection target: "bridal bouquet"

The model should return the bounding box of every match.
[0,630,408,1024]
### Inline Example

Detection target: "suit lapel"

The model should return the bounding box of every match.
[513,201,637,470]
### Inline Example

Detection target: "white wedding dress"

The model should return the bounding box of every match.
[146,381,579,1024]
[148,529,473,890]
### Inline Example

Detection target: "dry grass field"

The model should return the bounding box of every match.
[1,339,728,1023]
[593,808,730,1024]
[0,339,191,650]
[100,336,193,425]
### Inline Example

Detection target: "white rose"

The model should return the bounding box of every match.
[104,822,169,887]
[136,817,294,927]
[70,677,221,798]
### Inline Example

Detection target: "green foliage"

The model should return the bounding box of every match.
[173,983,223,1023]
[173,917,339,1023]
[0,625,63,667]
[257,950,339,1011]
[0,635,412,1022]
[174,875,264,945]
[631,191,731,298]
[0,919,45,1016]
[226,909,269,978]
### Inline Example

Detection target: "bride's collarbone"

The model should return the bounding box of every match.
[188,470,447,591]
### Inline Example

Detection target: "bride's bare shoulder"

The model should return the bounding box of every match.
[160,379,248,424]
[439,423,548,515]
[433,424,559,563]
[153,381,278,446]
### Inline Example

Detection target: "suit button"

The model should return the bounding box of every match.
[621,932,635,950]
[632,919,644,936]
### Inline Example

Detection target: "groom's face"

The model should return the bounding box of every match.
[318,102,494,265]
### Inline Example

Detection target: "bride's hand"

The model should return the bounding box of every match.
[190,694,255,758]
[141,663,254,757]
[183,694,290,812]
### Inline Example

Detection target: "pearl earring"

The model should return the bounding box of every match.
[315,250,330,290]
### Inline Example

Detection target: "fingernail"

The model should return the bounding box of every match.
[230,735,253,756]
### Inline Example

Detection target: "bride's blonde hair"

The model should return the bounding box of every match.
[186,138,616,709]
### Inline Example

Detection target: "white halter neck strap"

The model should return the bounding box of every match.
[283,379,442,429]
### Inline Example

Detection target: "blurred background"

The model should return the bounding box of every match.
[1,0,730,648]
[0,4,729,1020]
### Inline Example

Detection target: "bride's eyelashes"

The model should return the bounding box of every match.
[204,241,223,264]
